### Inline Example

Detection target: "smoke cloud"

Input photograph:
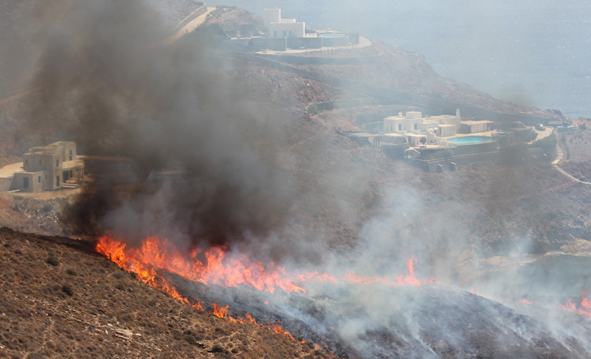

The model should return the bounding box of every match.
[24,0,306,257]
[17,0,591,356]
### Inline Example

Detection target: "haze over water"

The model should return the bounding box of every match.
[210,0,591,118]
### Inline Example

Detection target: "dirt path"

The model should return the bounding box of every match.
[552,129,591,185]
[161,7,215,46]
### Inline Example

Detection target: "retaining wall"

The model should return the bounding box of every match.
[170,4,208,36]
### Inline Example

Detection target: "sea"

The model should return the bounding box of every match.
[208,0,591,118]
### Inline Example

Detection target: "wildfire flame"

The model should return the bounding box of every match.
[96,235,436,294]
[94,234,441,356]
[268,322,295,340]
[343,255,436,287]
[212,302,229,318]
[561,291,591,317]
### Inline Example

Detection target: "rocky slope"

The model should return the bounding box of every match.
[0,228,330,358]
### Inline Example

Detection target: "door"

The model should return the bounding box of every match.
[56,176,60,187]
[23,177,28,189]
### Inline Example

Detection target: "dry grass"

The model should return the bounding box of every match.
[0,228,330,358]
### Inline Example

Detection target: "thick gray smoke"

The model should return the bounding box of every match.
[23,0,307,259]
[18,0,591,357]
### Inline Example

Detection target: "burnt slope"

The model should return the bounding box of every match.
[0,227,328,358]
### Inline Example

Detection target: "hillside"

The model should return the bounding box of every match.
[0,1,591,358]
[0,228,329,358]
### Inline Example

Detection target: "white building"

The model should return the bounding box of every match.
[461,120,493,134]
[429,109,462,131]
[383,111,422,133]
[383,110,460,148]
[263,8,305,38]
[0,141,84,192]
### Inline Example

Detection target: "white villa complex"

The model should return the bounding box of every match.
[383,110,461,147]
[382,109,495,148]
[263,8,305,38]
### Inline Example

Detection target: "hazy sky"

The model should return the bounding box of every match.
[208,0,591,117]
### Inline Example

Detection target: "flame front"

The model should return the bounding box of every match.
[96,235,309,294]
[561,291,591,317]
[95,234,442,354]
[96,235,436,295]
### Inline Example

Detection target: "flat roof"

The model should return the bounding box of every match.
[383,133,406,137]
[439,124,456,127]
[24,141,76,156]
[63,159,84,169]
[461,120,494,125]
[407,134,427,137]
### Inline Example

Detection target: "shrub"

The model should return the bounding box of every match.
[61,284,73,296]
[42,204,53,213]
[113,271,126,279]
[46,256,60,266]
[66,269,77,276]
[210,344,226,353]
[307,104,319,115]
[12,196,23,201]
[533,133,557,149]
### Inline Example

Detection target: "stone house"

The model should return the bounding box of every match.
[9,142,84,193]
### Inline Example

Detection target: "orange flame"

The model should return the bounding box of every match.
[96,235,204,310]
[342,255,435,287]
[245,313,257,324]
[96,235,438,359]
[96,235,312,294]
[96,235,437,297]
[268,322,295,340]
[561,291,591,317]
[212,302,229,318]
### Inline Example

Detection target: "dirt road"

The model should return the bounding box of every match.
[161,7,215,46]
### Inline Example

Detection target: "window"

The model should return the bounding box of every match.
[69,150,72,161]
[56,176,60,187]
[56,160,59,167]
[398,124,402,131]
[38,176,41,183]
[23,177,28,188]
[25,160,28,165]
[45,174,47,179]
[414,123,418,130]
[39,160,41,166]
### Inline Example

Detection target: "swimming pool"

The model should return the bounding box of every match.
[448,136,494,145]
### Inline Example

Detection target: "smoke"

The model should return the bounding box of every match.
[17,0,591,356]
[23,0,305,256]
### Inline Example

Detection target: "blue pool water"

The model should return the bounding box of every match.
[449,136,494,145]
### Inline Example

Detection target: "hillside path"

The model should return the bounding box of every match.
[552,129,591,185]
[161,6,215,45]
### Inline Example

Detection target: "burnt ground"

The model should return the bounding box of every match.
[167,271,591,359]
[558,118,591,181]
[0,228,331,359]
[0,2,590,357]
[2,226,590,358]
